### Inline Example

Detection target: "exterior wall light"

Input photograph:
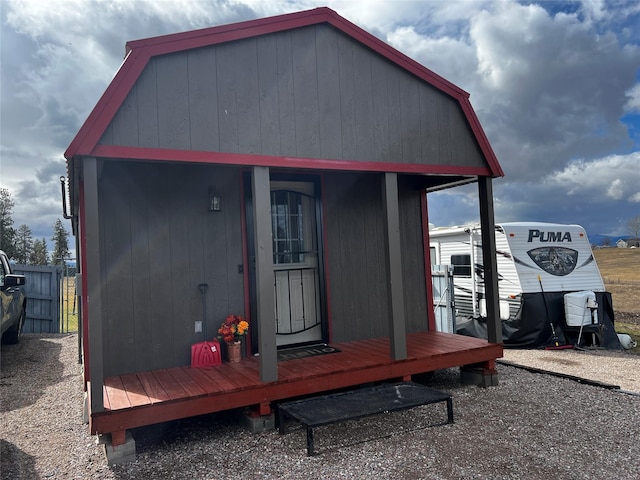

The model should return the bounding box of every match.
[208,186,221,212]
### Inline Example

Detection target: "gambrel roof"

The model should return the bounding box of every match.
[65,7,502,180]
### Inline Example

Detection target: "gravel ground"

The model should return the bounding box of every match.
[501,347,640,393]
[2,333,640,479]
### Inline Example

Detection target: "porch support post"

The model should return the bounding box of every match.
[84,157,105,412]
[252,166,278,382]
[478,177,502,344]
[383,173,407,360]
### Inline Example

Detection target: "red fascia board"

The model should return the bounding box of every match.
[90,144,493,177]
[64,48,152,159]
[127,8,328,55]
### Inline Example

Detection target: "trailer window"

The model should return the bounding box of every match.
[451,254,471,277]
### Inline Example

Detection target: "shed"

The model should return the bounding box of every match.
[64,7,504,458]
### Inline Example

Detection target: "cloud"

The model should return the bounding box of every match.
[1,0,261,243]
[606,179,624,200]
[386,27,479,91]
[3,0,260,132]
[626,83,640,113]
[379,1,640,185]
[545,152,640,201]
[467,2,640,179]
[1,0,640,243]
[429,150,640,236]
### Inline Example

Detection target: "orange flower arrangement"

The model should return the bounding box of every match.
[218,315,249,345]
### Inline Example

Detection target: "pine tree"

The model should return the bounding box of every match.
[51,218,70,265]
[14,224,33,264]
[0,188,17,259]
[30,238,49,265]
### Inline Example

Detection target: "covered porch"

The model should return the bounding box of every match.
[94,331,502,446]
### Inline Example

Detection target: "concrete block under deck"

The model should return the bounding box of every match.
[460,360,500,388]
[103,431,136,466]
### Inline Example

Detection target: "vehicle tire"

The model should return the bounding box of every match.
[1,309,25,345]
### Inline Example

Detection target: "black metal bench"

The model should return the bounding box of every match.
[277,381,454,455]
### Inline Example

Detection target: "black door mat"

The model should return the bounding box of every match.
[277,344,340,361]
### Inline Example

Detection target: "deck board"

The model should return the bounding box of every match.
[226,360,261,385]
[342,339,389,363]
[102,385,111,410]
[94,332,502,436]
[137,371,172,404]
[187,367,225,395]
[215,363,258,390]
[152,369,189,401]
[271,361,299,381]
[280,356,333,376]
[170,368,208,397]
[104,376,130,410]
[197,365,238,391]
[120,373,151,407]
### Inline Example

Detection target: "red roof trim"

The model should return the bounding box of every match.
[128,9,326,55]
[65,7,503,178]
[90,145,492,177]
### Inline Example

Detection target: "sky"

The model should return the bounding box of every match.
[1,0,640,253]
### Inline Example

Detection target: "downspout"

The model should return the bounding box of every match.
[60,176,73,220]
[61,174,82,364]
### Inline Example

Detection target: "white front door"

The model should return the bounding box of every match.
[271,181,323,347]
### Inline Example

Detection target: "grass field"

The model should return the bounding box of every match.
[593,248,640,313]
[60,276,78,333]
[593,248,640,354]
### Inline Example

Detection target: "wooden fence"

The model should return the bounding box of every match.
[13,264,62,334]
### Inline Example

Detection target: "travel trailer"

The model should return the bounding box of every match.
[429,222,619,348]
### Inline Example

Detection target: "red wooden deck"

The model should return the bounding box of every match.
[91,332,502,442]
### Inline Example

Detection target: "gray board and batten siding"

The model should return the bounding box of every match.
[94,160,429,377]
[323,172,428,343]
[96,160,245,376]
[99,24,485,170]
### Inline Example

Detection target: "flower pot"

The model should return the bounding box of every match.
[227,341,242,363]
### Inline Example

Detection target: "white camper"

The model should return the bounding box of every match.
[429,222,605,322]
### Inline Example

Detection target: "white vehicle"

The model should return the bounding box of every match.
[429,223,617,348]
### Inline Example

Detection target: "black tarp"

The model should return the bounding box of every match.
[456,291,621,349]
